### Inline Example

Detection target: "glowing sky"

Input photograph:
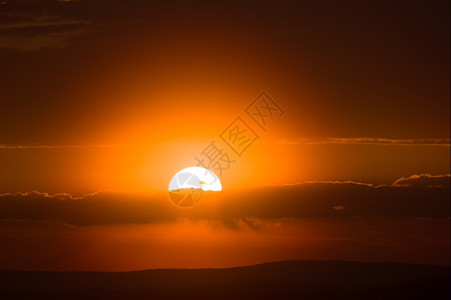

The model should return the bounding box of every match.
[0,0,449,270]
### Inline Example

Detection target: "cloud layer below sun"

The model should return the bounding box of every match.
[0,174,448,227]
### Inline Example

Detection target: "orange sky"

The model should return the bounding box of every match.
[0,138,449,194]
[0,0,449,271]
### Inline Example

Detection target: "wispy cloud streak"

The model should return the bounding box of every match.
[276,138,450,146]
[0,144,119,149]
[2,137,449,149]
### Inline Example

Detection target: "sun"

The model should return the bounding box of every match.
[168,167,222,207]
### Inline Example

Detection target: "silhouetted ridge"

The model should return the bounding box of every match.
[0,260,449,299]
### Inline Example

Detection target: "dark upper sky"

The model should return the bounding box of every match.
[0,0,449,146]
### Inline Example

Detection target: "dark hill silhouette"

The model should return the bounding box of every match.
[0,260,449,299]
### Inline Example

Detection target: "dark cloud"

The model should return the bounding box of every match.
[392,174,450,188]
[0,0,93,51]
[0,174,449,226]
[0,191,177,225]
[218,176,450,221]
